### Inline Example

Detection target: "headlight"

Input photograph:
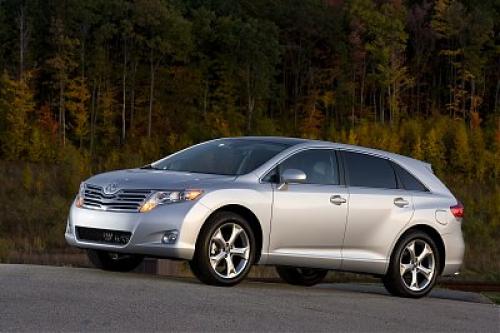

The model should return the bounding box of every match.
[75,182,85,208]
[139,189,203,213]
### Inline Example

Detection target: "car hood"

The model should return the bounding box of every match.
[85,168,236,190]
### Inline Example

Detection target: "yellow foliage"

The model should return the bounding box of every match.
[22,165,33,191]
[423,128,446,176]
[411,135,424,160]
[65,78,90,147]
[0,73,34,159]
[347,129,358,145]
[450,121,472,175]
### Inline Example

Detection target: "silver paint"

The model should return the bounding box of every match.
[66,137,464,277]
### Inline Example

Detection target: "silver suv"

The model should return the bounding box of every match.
[65,137,464,298]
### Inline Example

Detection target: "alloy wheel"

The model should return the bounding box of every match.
[399,239,435,292]
[208,222,250,279]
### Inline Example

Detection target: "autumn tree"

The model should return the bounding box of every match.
[45,17,78,146]
[65,78,90,148]
[132,0,192,138]
[350,0,413,123]
[0,72,34,159]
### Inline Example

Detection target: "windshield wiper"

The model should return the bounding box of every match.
[140,164,159,170]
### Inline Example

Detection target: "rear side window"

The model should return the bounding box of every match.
[343,151,397,189]
[392,163,428,192]
[279,149,339,185]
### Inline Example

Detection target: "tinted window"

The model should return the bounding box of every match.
[280,150,339,185]
[262,167,279,183]
[152,139,290,176]
[344,152,397,189]
[393,163,428,191]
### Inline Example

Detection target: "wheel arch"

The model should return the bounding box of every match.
[198,204,264,263]
[391,224,446,275]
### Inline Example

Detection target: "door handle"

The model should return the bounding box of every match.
[330,195,347,205]
[393,197,409,208]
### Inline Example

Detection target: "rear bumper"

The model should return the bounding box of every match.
[65,200,211,260]
[441,231,465,276]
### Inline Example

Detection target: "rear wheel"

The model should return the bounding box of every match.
[383,231,440,298]
[189,211,256,286]
[276,266,328,286]
[86,249,144,272]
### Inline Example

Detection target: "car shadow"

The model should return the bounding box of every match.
[315,282,492,303]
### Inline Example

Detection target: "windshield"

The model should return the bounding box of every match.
[151,139,292,176]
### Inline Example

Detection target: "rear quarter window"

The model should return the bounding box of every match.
[392,163,428,192]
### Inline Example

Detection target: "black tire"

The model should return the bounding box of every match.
[383,231,440,298]
[86,249,144,272]
[189,211,256,286]
[276,266,328,286]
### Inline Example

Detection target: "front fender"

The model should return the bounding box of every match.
[195,187,273,263]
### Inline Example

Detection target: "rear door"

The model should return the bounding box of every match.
[341,151,414,273]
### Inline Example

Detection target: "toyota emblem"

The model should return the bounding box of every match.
[103,183,119,195]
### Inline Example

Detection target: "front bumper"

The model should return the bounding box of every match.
[65,201,211,260]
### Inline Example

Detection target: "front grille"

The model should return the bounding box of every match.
[76,227,131,245]
[82,184,151,212]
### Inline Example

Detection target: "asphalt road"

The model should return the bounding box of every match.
[0,265,498,332]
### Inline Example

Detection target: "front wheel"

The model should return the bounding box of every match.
[276,266,328,286]
[86,249,144,272]
[189,211,256,286]
[383,231,440,298]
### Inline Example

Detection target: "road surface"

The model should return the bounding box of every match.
[0,264,498,332]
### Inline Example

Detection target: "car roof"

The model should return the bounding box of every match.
[226,136,431,171]
[223,136,311,146]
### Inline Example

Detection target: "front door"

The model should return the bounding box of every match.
[268,149,348,269]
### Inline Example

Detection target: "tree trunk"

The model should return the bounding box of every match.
[449,55,453,117]
[246,66,255,133]
[470,78,476,124]
[148,53,155,138]
[203,79,208,117]
[388,84,392,124]
[18,6,28,80]
[360,55,366,113]
[90,79,96,157]
[416,79,420,116]
[460,76,466,117]
[494,79,500,115]
[80,39,85,80]
[130,60,137,133]
[91,78,101,159]
[380,89,384,123]
[351,70,356,128]
[59,80,66,146]
[121,39,127,143]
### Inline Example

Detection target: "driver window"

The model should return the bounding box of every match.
[279,149,339,185]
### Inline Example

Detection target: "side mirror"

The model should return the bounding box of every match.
[278,169,307,190]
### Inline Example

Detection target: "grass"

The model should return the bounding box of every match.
[482,292,500,305]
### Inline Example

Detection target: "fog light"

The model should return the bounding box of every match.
[161,230,179,244]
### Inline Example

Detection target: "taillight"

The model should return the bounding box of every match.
[450,202,464,219]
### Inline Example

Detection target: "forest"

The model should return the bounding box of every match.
[0,0,498,280]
